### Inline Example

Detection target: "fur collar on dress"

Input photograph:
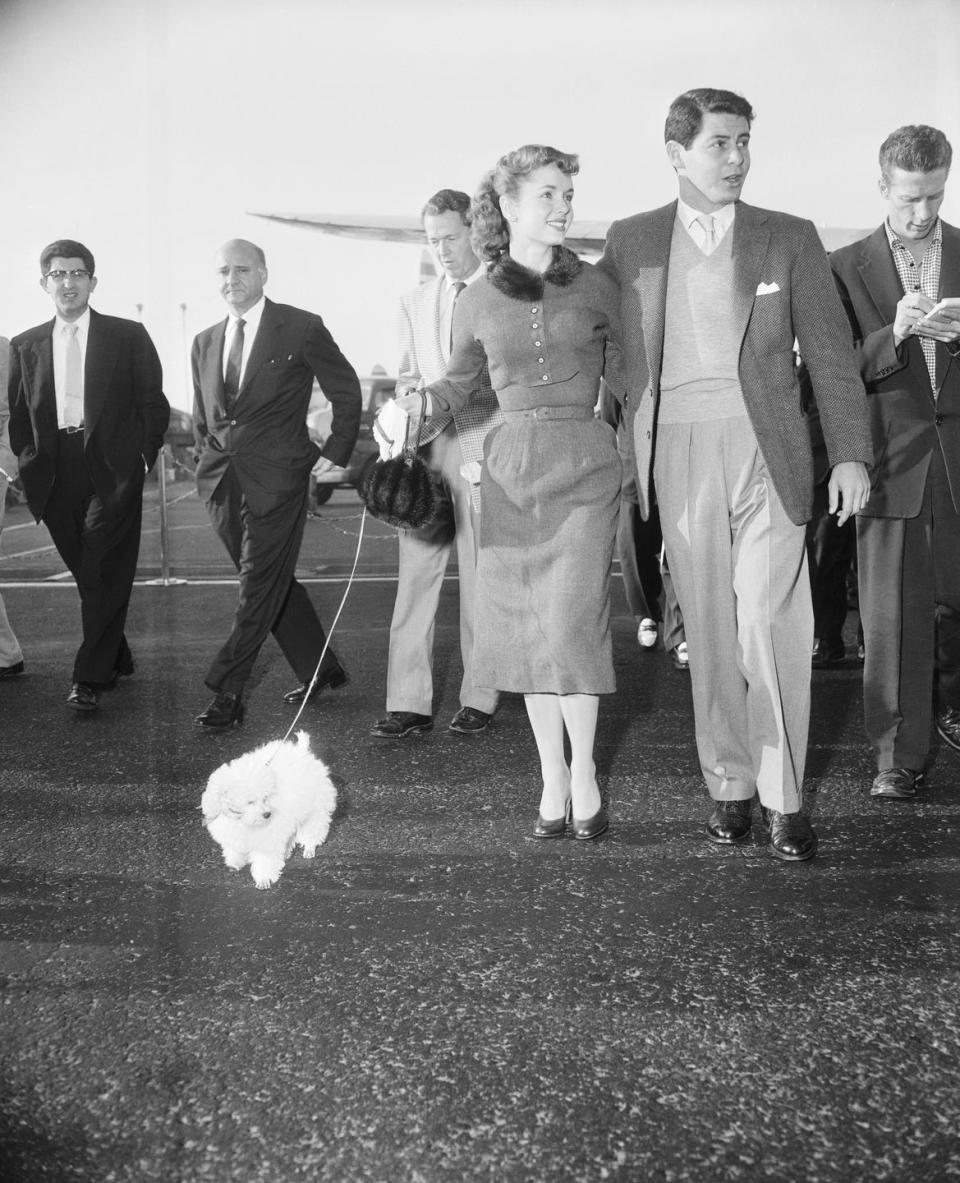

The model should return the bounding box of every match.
[488,246,583,301]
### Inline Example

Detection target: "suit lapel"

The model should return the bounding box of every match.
[204,320,228,414]
[237,299,281,401]
[22,324,58,437]
[936,222,960,392]
[424,278,445,376]
[409,279,445,385]
[632,203,675,384]
[84,310,118,438]
[731,202,771,345]
[856,225,903,326]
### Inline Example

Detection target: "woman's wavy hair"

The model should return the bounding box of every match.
[471,144,580,262]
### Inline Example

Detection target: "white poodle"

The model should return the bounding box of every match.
[201,730,337,889]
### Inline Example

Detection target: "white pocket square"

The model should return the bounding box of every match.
[756,281,780,295]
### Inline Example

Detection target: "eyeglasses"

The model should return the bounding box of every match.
[44,269,91,281]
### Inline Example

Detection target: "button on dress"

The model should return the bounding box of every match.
[427,249,626,694]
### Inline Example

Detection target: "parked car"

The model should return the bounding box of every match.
[307,373,396,506]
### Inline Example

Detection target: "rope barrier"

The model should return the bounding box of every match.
[306,509,398,542]
[143,447,398,583]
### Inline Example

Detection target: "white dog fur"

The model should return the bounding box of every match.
[201,730,336,889]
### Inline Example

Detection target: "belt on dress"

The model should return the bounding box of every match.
[500,406,594,422]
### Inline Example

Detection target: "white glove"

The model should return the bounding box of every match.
[373,400,411,461]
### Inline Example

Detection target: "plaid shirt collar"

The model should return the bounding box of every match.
[884,218,942,394]
[884,216,942,258]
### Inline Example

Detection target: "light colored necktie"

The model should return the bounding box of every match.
[448,281,466,352]
[223,317,245,407]
[64,324,83,428]
[697,214,718,256]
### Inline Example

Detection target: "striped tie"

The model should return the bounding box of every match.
[224,318,245,408]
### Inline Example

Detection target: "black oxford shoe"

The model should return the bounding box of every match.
[811,639,845,668]
[448,706,492,734]
[66,682,98,711]
[937,707,960,753]
[370,711,433,738]
[763,808,817,862]
[706,798,754,844]
[195,690,244,729]
[870,767,923,799]
[0,660,25,680]
[283,666,348,704]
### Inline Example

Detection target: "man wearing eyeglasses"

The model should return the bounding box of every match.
[7,239,169,711]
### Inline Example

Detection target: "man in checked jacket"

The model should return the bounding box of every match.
[371,190,502,739]
[830,125,960,801]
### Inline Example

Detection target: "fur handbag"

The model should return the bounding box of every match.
[361,393,443,530]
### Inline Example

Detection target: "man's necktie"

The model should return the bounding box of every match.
[224,318,245,407]
[697,214,718,256]
[449,281,466,352]
[64,324,83,428]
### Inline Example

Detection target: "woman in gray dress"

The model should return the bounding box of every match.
[396,145,626,839]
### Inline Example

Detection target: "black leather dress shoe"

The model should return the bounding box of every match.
[0,660,25,680]
[870,767,923,799]
[937,707,960,753]
[706,798,754,844]
[448,706,492,734]
[283,666,348,704]
[812,639,845,668]
[370,711,433,738]
[762,808,817,862]
[66,682,98,711]
[195,690,244,729]
[572,805,609,841]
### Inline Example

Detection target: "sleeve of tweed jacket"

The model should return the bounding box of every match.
[791,220,873,468]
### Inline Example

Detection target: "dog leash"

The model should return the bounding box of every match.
[272,504,369,752]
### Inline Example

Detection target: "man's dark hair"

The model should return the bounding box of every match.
[879,125,953,182]
[664,88,755,148]
[40,239,95,277]
[421,189,472,225]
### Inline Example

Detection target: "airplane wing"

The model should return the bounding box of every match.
[252,213,428,246]
[250,212,869,256]
[251,212,610,255]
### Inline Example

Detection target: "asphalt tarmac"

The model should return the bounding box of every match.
[1,486,958,1182]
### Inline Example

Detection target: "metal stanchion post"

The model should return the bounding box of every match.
[146,444,186,587]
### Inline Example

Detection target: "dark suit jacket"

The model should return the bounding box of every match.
[8,310,169,522]
[598,201,872,525]
[192,297,361,515]
[829,221,960,517]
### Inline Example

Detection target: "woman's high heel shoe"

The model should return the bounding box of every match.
[571,805,609,841]
[533,800,572,839]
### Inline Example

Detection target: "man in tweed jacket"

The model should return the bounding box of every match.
[372,190,503,739]
[599,89,872,862]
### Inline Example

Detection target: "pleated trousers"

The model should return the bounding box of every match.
[654,416,812,813]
